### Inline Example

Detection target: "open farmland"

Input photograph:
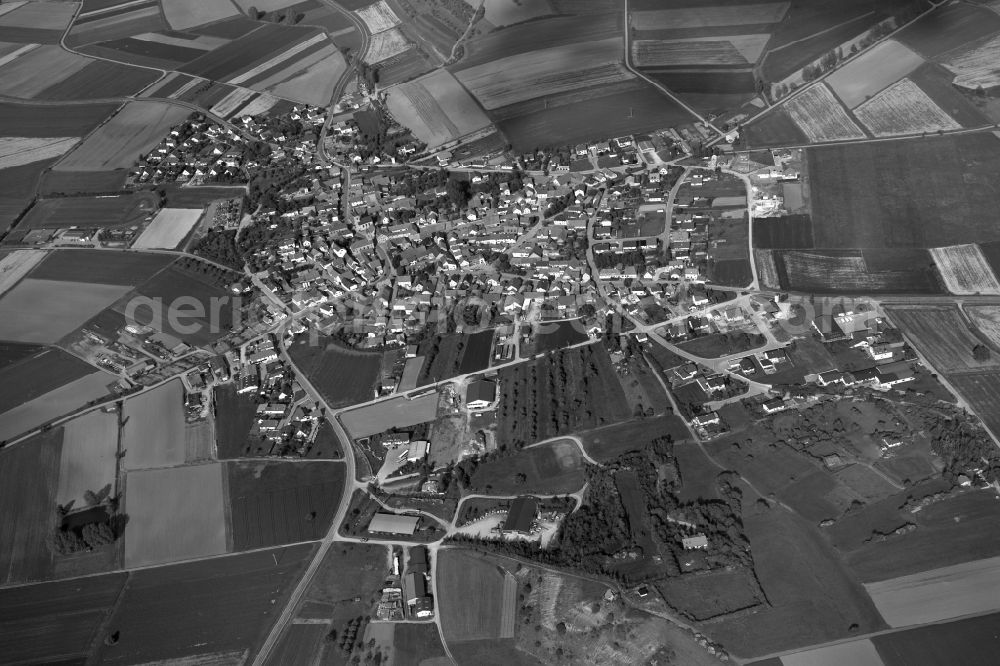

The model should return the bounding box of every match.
[657,569,762,621]
[785,84,866,142]
[966,306,1000,349]
[0,46,92,98]
[227,460,346,550]
[779,640,884,666]
[439,548,517,641]
[854,78,961,137]
[36,60,159,101]
[469,438,586,495]
[631,3,789,29]
[753,214,814,249]
[67,2,165,47]
[930,244,1000,295]
[0,428,62,584]
[96,544,314,664]
[265,50,345,106]
[0,279,131,343]
[125,265,235,345]
[0,136,78,169]
[163,0,242,30]
[865,554,1000,628]
[55,101,188,171]
[356,0,400,32]
[774,249,940,293]
[0,1,76,40]
[386,68,491,148]
[886,306,1000,373]
[123,462,228,568]
[132,207,202,250]
[947,372,1000,440]
[743,106,807,146]
[20,192,157,229]
[340,393,438,438]
[455,37,630,110]
[364,27,411,63]
[57,409,118,509]
[872,611,1000,666]
[496,343,632,449]
[0,101,119,137]
[0,159,54,231]
[288,335,382,408]
[633,35,770,67]
[0,572,127,664]
[28,249,173,285]
[299,542,388,627]
[825,39,924,108]
[496,80,695,151]
[535,319,588,354]
[896,1,1000,60]
[760,8,882,82]
[807,134,1000,249]
[0,370,113,442]
[122,379,186,470]
[945,33,1000,92]
[0,249,45,296]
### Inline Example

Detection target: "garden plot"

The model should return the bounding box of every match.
[930,244,1000,295]
[826,39,925,108]
[454,37,631,110]
[56,409,118,508]
[854,78,960,137]
[356,0,400,33]
[123,462,227,567]
[786,83,865,142]
[386,68,491,148]
[631,3,789,29]
[0,137,77,169]
[363,28,410,64]
[132,208,202,250]
[632,34,769,66]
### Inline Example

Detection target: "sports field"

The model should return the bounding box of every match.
[386,68,491,148]
[122,379,186,470]
[340,393,439,438]
[56,409,118,508]
[0,279,131,343]
[132,208,202,250]
[825,39,924,108]
[807,134,1000,249]
[55,101,190,171]
[123,462,227,567]
[865,554,1000,627]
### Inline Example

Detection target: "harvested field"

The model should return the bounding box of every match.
[289,335,382,408]
[439,548,516,642]
[865,554,1000,627]
[0,572,127,663]
[657,569,762,621]
[761,11,879,82]
[56,101,189,171]
[496,80,694,151]
[35,60,159,101]
[885,306,1000,373]
[896,1,1000,60]
[386,68,491,148]
[752,214,813,249]
[872,612,1000,666]
[57,409,118,508]
[0,101,119,137]
[0,46,90,98]
[0,428,62,584]
[455,37,629,110]
[807,134,1000,248]
[854,78,961,137]
[470,438,585,495]
[181,23,302,81]
[122,379,186,470]
[0,371,113,442]
[966,306,1000,349]
[0,248,45,297]
[163,0,241,30]
[96,544,314,664]
[907,61,989,128]
[482,0,553,26]
[21,192,157,229]
[340,393,438,438]
[28,249,173,285]
[0,136,77,169]
[266,52,345,106]
[825,39,924,108]
[0,1,76,31]
[230,33,327,85]
[930,244,1000,295]
[123,462,227,567]
[363,27,410,63]
[496,343,632,449]
[38,169,127,195]
[0,278,130,343]
[227,460,346,550]
[785,84,866,142]
[633,35,770,66]
[947,372,1000,439]
[648,68,757,94]
[132,207,202,250]
[774,249,940,293]
[945,33,1000,92]
[631,3,789,29]
[356,0,400,32]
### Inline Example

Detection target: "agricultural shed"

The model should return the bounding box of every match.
[368,512,419,535]
[503,496,538,535]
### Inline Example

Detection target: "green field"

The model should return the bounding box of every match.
[28,250,174,286]
[289,335,382,408]
[438,548,515,642]
[469,438,586,494]
[578,414,689,462]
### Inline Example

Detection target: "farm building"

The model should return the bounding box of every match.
[407,440,429,462]
[503,496,538,535]
[465,379,496,410]
[368,513,419,535]
[408,545,428,574]
[682,534,709,550]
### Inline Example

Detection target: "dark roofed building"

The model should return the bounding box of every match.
[408,545,428,574]
[503,496,538,535]
[466,379,496,410]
